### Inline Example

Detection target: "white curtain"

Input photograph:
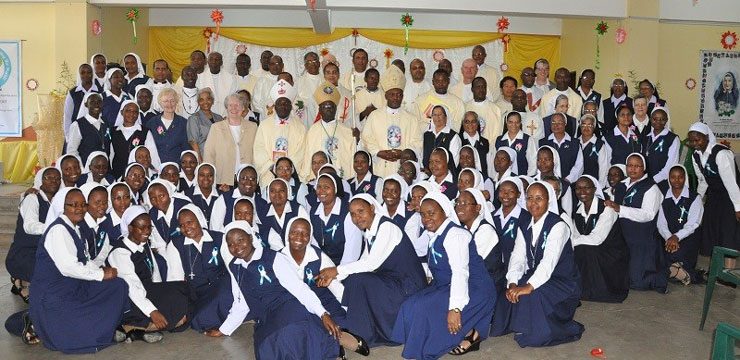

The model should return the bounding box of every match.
[210,33,504,84]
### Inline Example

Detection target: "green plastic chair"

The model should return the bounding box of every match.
[700,246,740,331]
[711,323,739,360]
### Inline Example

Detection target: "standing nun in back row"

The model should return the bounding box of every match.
[687,121,740,284]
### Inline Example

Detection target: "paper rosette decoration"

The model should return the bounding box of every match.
[400,13,414,54]
[125,8,140,44]
[383,48,394,68]
[594,21,609,69]
[368,58,378,69]
[615,27,627,44]
[721,31,737,50]
[432,49,445,63]
[320,48,330,57]
[235,44,247,55]
[211,9,224,40]
[352,28,359,46]
[685,78,696,90]
[203,28,214,52]
[91,20,102,36]
[497,16,510,33]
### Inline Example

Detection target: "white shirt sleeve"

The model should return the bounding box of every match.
[619,185,661,223]
[565,147,584,184]
[63,92,74,137]
[66,122,83,157]
[526,222,570,289]
[145,132,162,172]
[675,195,704,241]
[20,195,46,235]
[506,229,528,285]
[108,247,158,316]
[571,206,618,246]
[716,149,740,212]
[163,242,186,281]
[209,196,227,232]
[339,214,363,265]
[267,229,285,252]
[653,137,680,184]
[442,229,471,311]
[473,223,498,259]
[44,224,105,281]
[274,253,327,317]
[693,156,708,197]
[319,252,344,302]
[657,205,672,240]
[449,136,462,165]
[526,137,538,176]
[337,221,402,279]
[598,144,611,187]
[219,265,250,336]
[404,213,428,258]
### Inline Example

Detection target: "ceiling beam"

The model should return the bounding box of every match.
[306,0,332,33]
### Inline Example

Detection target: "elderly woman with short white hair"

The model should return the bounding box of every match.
[146,87,192,164]
[203,93,258,191]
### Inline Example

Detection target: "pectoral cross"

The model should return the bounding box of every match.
[526,120,538,136]
[678,206,688,224]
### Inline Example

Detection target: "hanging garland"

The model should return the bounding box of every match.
[203,27,214,52]
[594,21,609,69]
[125,8,140,44]
[351,28,359,47]
[496,16,510,32]
[400,13,414,55]
[721,31,737,50]
[211,9,224,40]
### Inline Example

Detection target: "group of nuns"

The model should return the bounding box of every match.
[3,55,740,359]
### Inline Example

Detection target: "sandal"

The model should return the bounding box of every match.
[449,329,481,355]
[669,263,691,286]
[10,277,21,296]
[16,282,30,303]
[21,312,40,345]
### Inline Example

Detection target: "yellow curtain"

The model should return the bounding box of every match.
[149,27,559,82]
[0,141,38,183]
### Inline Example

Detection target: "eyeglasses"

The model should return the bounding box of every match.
[522,72,535,77]
[238,176,257,182]
[612,84,625,88]
[580,123,595,128]
[64,202,88,209]
[43,175,61,181]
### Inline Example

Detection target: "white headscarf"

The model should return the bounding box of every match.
[464,188,495,224]
[76,63,91,88]
[350,193,389,217]
[224,220,255,238]
[428,104,452,132]
[114,100,141,128]
[78,92,103,118]
[421,191,459,224]
[121,205,148,238]
[44,187,81,230]
[499,177,527,209]
[382,174,410,200]
[284,214,316,246]
[89,53,106,69]
[649,106,672,132]
[458,168,485,192]
[235,163,258,185]
[55,154,82,174]
[265,178,293,203]
[104,68,124,92]
[79,182,106,201]
[536,145,562,178]
[688,121,717,147]
[518,175,534,189]
[82,151,108,175]
[177,203,208,230]
[577,174,605,201]
[460,144,483,172]
[667,164,691,197]
[124,162,147,180]
[127,145,152,168]
[134,84,153,102]
[401,160,424,183]
[123,52,145,78]
[194,162,218,193]
[527,180,559,215]
[33,166,58,191]
[145,178,175,207]
[231,196,258,226]
[108,181,133,213]
[410,180,440,197]
[495,147,518,177]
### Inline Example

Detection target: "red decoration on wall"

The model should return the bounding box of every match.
[211,9,224,39]
[203,27,214,52]
[91,20,102,36]
[721,31,737,50]
[497,16,510,33]
[383,48,394,68]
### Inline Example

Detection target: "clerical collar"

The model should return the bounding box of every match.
[386,107,400,115]
[473,98,487,104]
[183,87,198,96]
[152,80,170,85]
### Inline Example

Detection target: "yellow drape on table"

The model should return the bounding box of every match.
[0,141,38,183]
[149,27,560,83]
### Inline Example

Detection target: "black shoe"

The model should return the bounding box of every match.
[21,312,40,345]
[717,278,737,288]
[342,329,370,356]
[126,329,163,343]
[338,345,347,360]
[449,329,481,356]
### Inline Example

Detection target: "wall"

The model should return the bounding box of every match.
[95,7,149,66]
[561,17,740,143]
[0,3,56,133]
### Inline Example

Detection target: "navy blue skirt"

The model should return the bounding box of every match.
[190,276,234,332]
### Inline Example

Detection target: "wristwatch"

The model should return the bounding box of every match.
[451,308,461,313]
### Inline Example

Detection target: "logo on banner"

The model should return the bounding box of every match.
[0,49,10,87]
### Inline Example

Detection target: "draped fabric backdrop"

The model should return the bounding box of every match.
[149,27,560,85]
